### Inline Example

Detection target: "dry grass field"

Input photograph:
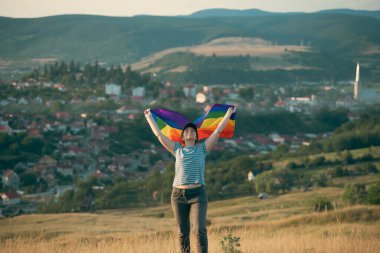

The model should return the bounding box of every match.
[272,146,380,171]
[131,37,310,72]
[1,186,380,253]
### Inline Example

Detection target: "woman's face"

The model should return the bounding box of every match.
[182,127,197,141]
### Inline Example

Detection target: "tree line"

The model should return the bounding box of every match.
[23,60,163,98]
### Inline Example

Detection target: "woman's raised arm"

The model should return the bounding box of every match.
[205,106,237,153]
[144,109,176,155]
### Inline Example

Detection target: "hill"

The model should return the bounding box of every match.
[132,37,311,71]
[130,36,358,84]
[190,8,380,19]
[1,187,379,252]
[0,13,379,68]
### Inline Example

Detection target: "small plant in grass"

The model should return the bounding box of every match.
[313,196,333,212]
[220,233,242,253]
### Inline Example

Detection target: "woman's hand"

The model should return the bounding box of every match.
[144,108,175,154]
[144,108,151,118]
[227,105,237,114]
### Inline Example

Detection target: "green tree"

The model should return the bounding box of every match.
[0,133,9,151]
[20,171,37,187]
[342,183,367,205]
[367,181,380,205]
[339,151,354,165]
[149,153,162,165]
[313,107,348,132]
[255,168,295,195]
[145,170,163,203]
[313,173,329,187]
[238,86,254,101]
[332,166,349,177]
[307,156,326,168]
[21,137,44,155]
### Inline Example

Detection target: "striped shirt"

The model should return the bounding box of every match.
[172,142,207,186]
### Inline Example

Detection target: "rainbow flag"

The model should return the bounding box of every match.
[150,104,236,143]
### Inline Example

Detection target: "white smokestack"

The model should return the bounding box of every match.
[355,63,360,83]
[354,62,360,100]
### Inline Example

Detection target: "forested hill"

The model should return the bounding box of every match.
[0,12,379,65]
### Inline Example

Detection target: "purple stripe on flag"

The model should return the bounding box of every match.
[151,108,190,129]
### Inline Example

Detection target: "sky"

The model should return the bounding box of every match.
[0,0,379,18]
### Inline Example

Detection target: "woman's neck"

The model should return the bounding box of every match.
[184,140,196,147]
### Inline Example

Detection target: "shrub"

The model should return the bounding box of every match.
[352,163,378,176]
[285,161,297,169]
[307,156,326,168]
[313,173,329,187]
[342,183,367,205]
[339,151,355,165]
[313,196,333,212]
[332,166,349,177]
[358,153,373,162]
[367,181,380,205]
[255,169,295,194]
[363,163,378,174]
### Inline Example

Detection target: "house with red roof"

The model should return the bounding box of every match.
[116,105,139,115]
[159,87,176,99]
[1,192,21,205]
[54,83,66,91]
[57,164,74,177]
[92,169,110,180]
[67,146,86,157]
[56,112,70,121]
[274,97,287,108]
[27,128,42,138]
[0,125,12,134]
[62,134,80,142]
[39,156,58,168]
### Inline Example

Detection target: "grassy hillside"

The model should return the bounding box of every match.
[132,37,311,71]
[272,146,380,170]
[1,187,379,252]
[1,13,379,66]
[131,37,357,84]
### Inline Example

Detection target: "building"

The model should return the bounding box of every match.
[116,105,139,115]
[54,83,66,91]
[105,83,122,97]
[0,124,12,134]
[57,165,74,177]
[1,192,21,205]
[248,171,255,182]
[39,156,58,168]
[132,87,145,97]
[183,83,196,97]
[2,170,20,189]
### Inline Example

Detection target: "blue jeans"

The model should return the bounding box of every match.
[171,185,208,253]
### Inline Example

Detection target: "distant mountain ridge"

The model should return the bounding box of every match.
[0,9,379,78]
[190,8,380,19]
[189,8,283,17]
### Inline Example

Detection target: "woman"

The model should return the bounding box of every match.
[144,106,237,253]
